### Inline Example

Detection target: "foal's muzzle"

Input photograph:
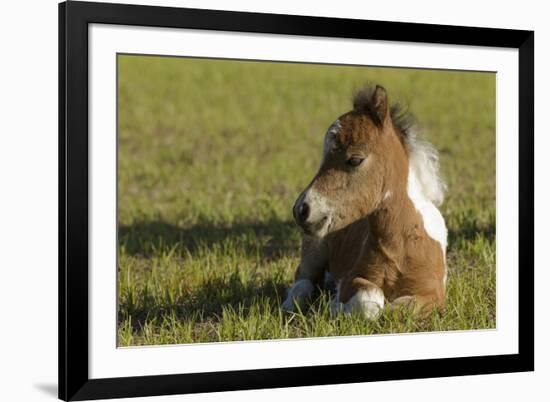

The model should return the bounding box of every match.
[293,192,330,236]
[293,200,310,225]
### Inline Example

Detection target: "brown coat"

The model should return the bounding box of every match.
[293,85,446,314]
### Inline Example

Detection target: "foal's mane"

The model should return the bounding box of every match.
[352,84,447,206]
[352,84,414,141]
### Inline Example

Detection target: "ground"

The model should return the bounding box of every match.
[117,55,496,346]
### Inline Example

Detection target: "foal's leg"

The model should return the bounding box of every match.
[390,293,444,317]
[390,269,446,317]
[332,276,385,319]
[281,235,327,312]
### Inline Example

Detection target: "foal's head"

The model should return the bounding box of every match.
[293,85,410,238]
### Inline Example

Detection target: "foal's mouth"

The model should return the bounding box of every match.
[299,215,329,236]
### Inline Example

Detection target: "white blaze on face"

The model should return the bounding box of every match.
[295,119,342,238]
[322,119,341,160]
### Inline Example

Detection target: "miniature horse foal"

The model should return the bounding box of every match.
[282,85,447,318]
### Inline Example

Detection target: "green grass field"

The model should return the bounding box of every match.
[117,55,496,346]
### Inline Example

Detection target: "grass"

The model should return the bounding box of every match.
[117,55,496,346]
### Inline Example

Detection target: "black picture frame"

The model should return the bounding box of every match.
[59,1,534,400]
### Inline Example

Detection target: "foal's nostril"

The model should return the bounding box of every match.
[297,202,310,223]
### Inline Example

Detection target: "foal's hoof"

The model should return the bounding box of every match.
[281,279,314,313]
[329,299,345,316]
[281,298,297,313]
[329,289,384,319]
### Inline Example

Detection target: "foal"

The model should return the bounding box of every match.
[282,85,447,318]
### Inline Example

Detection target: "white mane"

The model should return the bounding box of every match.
[405,130,446,207]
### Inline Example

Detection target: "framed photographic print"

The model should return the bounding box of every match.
[59,1,534,400]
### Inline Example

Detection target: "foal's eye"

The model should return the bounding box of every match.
[347,156,365,167]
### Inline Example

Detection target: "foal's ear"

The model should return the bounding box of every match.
[371,85,389,125]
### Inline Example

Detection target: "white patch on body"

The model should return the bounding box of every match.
[281,279,315,312]
[407,149,448,287]
[407,168,447,251]
[383,190,392,201]
[405,132,448,286]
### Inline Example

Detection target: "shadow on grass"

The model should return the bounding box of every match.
[119,218,299,260]
[118,219,301,333]
[120,268,290,331]
[447,218,495,248]
[119,214,496,335]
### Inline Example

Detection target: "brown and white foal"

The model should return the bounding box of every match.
[282,85,447,318]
